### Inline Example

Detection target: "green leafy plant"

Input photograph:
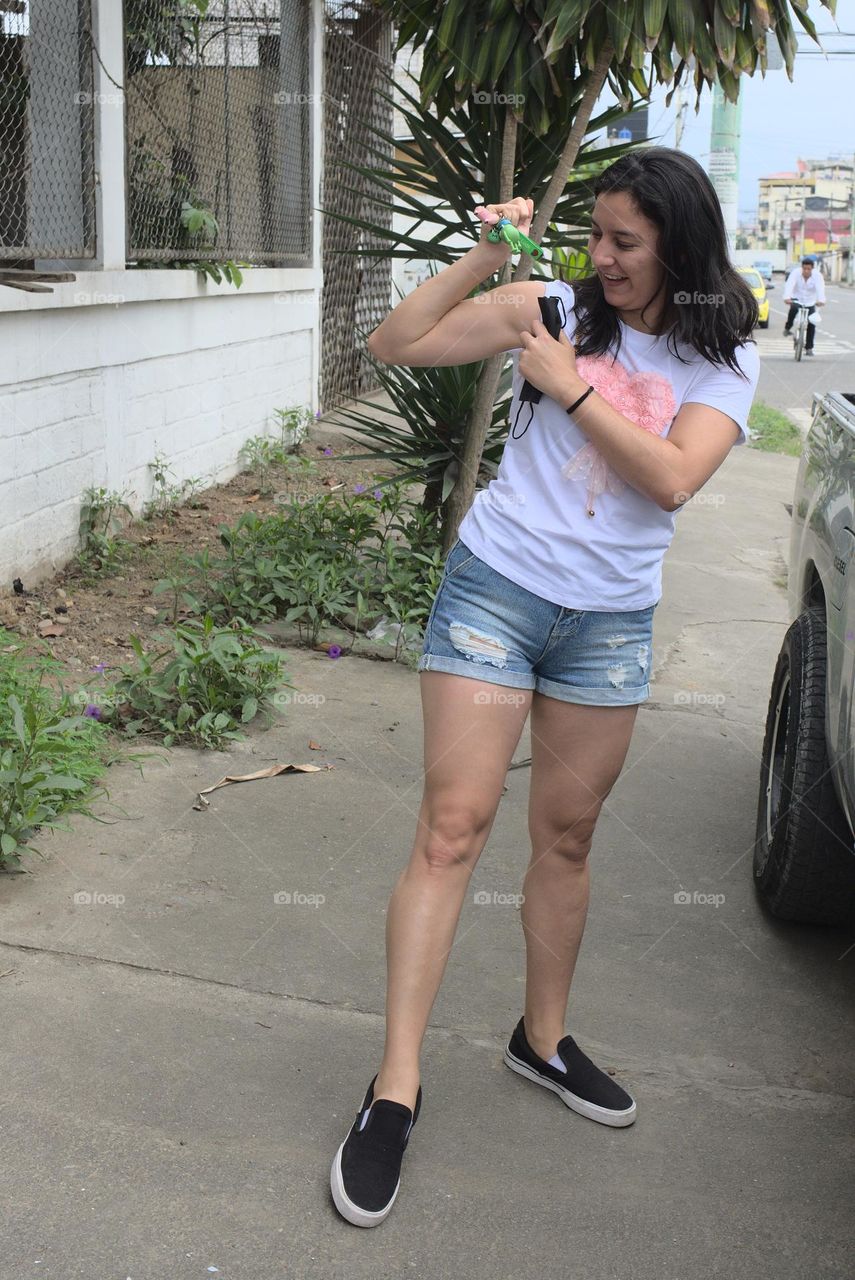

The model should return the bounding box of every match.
[271,406,315,448]
[151,564,207,625]
[76,486,135,573]
[205,501,378,634]
[178,198,245,285]
[238,436,280,495]
[239,409,318,494]
[152,479,445,658]
[325,270,518,522]
[108,614,292,749]
[125,0,210,75]
[0,634,126,870]
[126,143,246,284]
[143,450,208,520]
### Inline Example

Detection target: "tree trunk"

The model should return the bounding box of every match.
[441,42,615,554]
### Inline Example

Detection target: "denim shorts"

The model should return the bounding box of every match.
[417,539,657,706]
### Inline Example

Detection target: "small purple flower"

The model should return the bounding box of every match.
[323,447,332,456]
[315,410,321,418]
[83,704,102,720]
[353,484,366,494]
[327,645,342,660]
[373,488,383,500]
[91,662,107,673]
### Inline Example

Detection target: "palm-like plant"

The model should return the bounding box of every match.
[320,57,636,521]
[329,270,517,513]
[323,0,834,549]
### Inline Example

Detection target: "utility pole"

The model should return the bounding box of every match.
[848,152,855,285]
[674,84,685,149]
[708,82,742,255]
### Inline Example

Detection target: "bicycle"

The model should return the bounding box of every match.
[790,301,813,362]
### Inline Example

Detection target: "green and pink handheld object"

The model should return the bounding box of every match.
[475,207,543,260]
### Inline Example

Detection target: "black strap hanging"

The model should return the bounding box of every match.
[511,400,534,439]
[510,293,567,440]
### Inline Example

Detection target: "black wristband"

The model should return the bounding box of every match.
[565,384,595,415]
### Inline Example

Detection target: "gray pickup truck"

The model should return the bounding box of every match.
[753,390,855,925]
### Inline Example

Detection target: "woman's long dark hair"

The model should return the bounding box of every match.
[571,147,758,376]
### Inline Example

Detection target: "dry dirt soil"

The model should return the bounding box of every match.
[0,431,403,687]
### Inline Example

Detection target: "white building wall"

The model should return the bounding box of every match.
[0,274,315,586]
[0,0,324,590]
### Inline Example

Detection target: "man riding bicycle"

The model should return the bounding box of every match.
[783,255,827,356]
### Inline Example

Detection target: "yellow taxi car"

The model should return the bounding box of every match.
[736,266,770,328]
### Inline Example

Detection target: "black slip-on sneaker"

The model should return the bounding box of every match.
[330,1074,422,1227]
[503,1016,636,1127]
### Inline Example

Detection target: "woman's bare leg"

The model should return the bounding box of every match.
[520,696,640,1061]
[372,671,532,1109]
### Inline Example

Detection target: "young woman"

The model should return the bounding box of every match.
[330,146,760,1228]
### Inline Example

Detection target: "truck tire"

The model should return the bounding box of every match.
[753,607,855,924]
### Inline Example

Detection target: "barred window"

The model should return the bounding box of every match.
[125,0,312,266]
[0,0,96,262]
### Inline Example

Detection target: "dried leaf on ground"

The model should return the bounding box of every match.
[193,761,331,809]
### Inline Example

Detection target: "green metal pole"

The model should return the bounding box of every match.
[708,83,742,257]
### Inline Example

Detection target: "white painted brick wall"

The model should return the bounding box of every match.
[0,285,316,588]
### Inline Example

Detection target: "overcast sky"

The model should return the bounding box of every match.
[609,0,855,221]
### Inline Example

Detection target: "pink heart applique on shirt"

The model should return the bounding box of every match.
[560,354,676,511]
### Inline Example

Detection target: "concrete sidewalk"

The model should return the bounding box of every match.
[2,444,854,1279]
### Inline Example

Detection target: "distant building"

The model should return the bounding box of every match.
[756,157,853,282]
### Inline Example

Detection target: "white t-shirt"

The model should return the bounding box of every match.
[784,267,826,306]
[456,278,761,611]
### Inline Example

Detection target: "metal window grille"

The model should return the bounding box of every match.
[0,0,96,262]
[124,0,311,265]
[320,0,393,411]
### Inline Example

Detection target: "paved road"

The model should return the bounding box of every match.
[755,280,855,429]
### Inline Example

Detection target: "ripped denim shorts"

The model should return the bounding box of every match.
[417,538,657,707]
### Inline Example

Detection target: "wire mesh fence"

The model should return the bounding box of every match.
[125,0,311,265]
[320,0,394,412]
[1,0,393,415]
[0,0,96,262]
